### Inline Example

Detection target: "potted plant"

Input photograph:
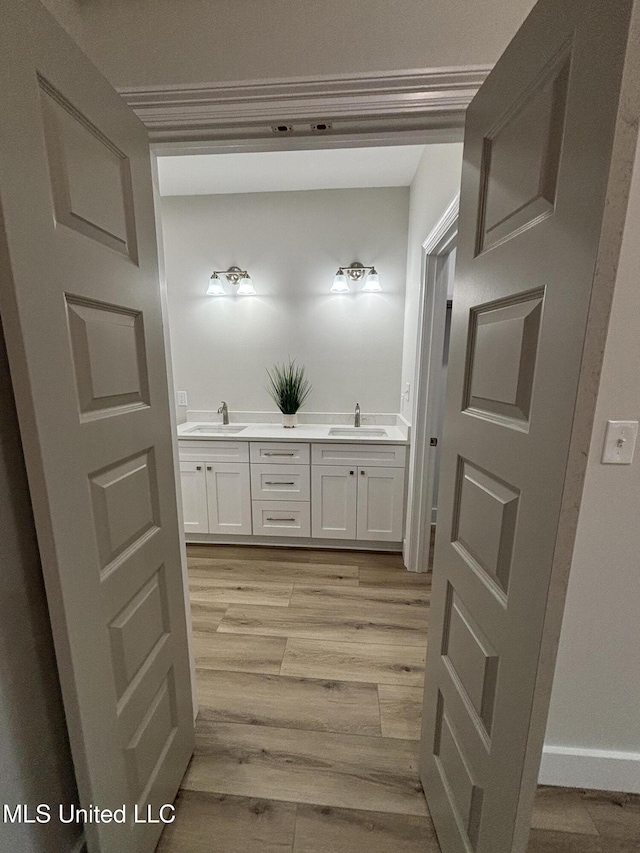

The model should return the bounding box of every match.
[266,358,312,428]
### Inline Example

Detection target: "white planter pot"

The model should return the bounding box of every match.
[282,413,298,429]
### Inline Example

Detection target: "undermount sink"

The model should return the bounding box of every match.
[328,427,388,437]
[186,425,247,435]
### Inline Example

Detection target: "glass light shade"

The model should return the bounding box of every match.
[237,275,256,295]
[362,270,381,292]
[206,275,226,296]
[330,271,350,293]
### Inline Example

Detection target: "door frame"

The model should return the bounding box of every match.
[405,195,459,573]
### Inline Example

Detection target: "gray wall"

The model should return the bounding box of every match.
[162,187,409,416]
[0,319,80,853]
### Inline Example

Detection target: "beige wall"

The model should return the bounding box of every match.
[162,187,409,416]
[39,0,535,89]
[541,132,640,791]
[400,143,464,424]
[0,320,81,853]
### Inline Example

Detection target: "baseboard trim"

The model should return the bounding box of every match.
[539,745,640,793]
[185,534,402,552]
[119,66,490,144]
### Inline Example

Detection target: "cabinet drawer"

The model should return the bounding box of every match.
[252,501,310,537]
[179,440,249,463]
[312,443,406,468]
[250,442,310,464]
[251,464,310,501]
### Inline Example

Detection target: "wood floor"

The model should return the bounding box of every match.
[157,545,640,853]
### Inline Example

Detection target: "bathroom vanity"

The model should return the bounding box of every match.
[177,423,409,550]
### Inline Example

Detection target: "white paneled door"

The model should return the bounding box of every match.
[0,2,194,852]
[420,1,640,852]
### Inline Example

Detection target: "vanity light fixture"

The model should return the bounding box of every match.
[206,266,256,296]
[331,261,382,293]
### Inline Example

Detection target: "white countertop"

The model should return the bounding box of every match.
[177,421,409,445]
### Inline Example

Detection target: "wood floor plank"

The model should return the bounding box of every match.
[187,558,359,586]
[281,639,426,687]
[193,632,286,675]
[189,602,228,633]
[531,787,598,835]
[582,790,640,841]
[218,605,428,646]
[196,669,381,735]
[526,829,604,852]
[293,803,439,853]
[289,584,430,611]
[189,577,293,607]
[156,790,296,853]
[378,685,423,740]
[359,566,432,588]
[182,722,428,817]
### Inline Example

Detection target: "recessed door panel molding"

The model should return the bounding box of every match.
[433,692,484,851]
[39,74,138,261]
[124,671,178,803]
[442,585,500,736]
[463,290,544,430]
[420,1,640,852]
[109,567,170,700]
[477,46,571,255]
[452,459,519,600]
[90,449,161,572]
[66,294,151,421]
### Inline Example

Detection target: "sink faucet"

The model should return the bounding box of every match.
[354,402,361,428]
[218,401,229,425]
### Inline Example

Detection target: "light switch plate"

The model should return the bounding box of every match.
[602,420,638,464]
[176,390,188,407]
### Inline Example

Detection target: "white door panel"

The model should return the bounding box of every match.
[420,1,640,852]
[179,462,208,534]
[356,467,405,542]
[311,465,357,539]
[0,2,194,851]
[206,463,252,535]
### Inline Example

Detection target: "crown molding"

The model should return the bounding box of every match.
[120,66,491,144]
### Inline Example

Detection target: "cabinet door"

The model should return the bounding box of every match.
[357,467,405,542]
[180,461,208,534]
[311,465,357,539]
[206,463,252,535]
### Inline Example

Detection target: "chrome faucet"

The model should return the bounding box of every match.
[218,401,229,425]
[354,402,361,428]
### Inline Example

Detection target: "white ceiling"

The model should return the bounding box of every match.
[157,145,426,196]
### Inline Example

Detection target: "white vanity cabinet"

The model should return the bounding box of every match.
[311,444,407,542]
[178,436,407,546]
[178,441,252,536]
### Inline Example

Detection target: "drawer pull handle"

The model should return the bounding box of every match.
[265,481,295,485]
[196,466,202,471]
[264,452,296,456]
[266,517,296,522]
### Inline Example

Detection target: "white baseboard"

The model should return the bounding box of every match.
[539,745,640,793]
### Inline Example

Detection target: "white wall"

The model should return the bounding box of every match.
[162,187,409,415]
[400,144,463,424]
[39,0,535,90]
[0,321,81,853]
[541,133,640,792]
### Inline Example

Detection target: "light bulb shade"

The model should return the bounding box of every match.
[362,270,381,292]
[236,275,256,295]
[206,276,226,296]
[330,271,350,293]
